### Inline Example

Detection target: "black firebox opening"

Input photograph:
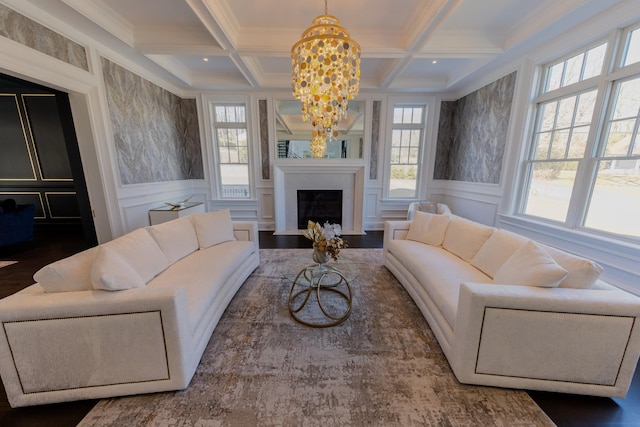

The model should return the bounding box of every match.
[297,190,343,229]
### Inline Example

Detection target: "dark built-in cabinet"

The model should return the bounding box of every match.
[0,74,96,245]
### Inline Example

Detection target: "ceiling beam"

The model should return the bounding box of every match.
[378,0,463,89]
[186,0,259,87]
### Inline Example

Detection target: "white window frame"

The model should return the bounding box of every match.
[383,97,434,200]
[515,22,640,242]
[204,95,254,200]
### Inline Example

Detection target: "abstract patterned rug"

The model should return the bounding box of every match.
[78,249,555,426]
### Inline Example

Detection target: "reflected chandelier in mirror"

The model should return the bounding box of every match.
[276,100,364,159]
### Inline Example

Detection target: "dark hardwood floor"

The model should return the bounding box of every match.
[0,228,638,426]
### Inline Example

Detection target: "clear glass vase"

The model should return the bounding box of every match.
[312,247,330,265]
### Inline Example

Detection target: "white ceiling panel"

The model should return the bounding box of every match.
[52,0,625,92]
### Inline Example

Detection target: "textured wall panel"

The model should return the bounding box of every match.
[259,99,270,180]
[0,4,88,71]
[369,100,381,180]
[434,101,455,180]
[435,72,516,183]
[101,58,203,184]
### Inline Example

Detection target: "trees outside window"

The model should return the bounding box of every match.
[519,24,640,240]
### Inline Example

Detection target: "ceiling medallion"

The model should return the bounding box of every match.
[291,0,361,157]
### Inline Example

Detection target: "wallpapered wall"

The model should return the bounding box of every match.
[0,4,88,71]
[101,58,203,184]
[434,72,517,183]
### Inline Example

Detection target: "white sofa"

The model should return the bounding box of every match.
[384,211,640,398]
[0,209,260,407]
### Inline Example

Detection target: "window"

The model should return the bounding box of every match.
[519,24,640,239]
[211,104,250,198]
[585,76,640,235]
[388,105,426,198]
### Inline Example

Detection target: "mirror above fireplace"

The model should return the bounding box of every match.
[275,100,365,159]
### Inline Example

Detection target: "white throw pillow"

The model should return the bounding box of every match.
[405,211,450,246]
[91,246,146,291]
[146,216,199,264]
[101,228,169,283]
[471,229,529,278]
[541,244,604,289]
[493,241,568,288]
[192,209,236,249]
[34,246,99,292]
[442,216,495,262]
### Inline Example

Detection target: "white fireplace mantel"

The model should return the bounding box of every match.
[273,160,366,235]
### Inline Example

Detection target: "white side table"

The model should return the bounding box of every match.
[148,202,205,225]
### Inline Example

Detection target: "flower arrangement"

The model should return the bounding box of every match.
[303,220,348,261]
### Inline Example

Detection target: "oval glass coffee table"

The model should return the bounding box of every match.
[283,257,358,328]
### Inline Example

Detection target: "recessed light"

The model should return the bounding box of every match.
[203,57,209,62]
[432,60,438,64]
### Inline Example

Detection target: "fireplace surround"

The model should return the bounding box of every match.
[273,161,365,235]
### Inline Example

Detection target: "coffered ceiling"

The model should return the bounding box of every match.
[56,0,622,93]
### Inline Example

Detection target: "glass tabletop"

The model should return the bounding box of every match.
[149,202,203,211]
[282,256,358,284]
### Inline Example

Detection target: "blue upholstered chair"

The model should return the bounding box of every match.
[0,200,36,247]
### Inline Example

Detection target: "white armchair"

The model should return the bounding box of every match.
[407,201,451,220]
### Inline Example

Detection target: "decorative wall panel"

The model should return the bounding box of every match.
[0,94,36,180]
[435,72,516,183]
[101,58,203,184]
[23,94,73,180]
[369,100,381,180]
[0,4,89,71]
[434,101,455,180]
[45,192,81,218]
[259,99,270,180]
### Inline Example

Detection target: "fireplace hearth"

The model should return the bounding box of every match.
[297,190,343,229]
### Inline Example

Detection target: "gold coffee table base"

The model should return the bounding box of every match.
[287,264,353,328]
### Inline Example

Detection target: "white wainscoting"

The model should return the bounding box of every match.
[437,181,503,226]
[117,181,209,235]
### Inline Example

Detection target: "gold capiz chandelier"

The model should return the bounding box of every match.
[291,0,361,141]
[309,132,327,158]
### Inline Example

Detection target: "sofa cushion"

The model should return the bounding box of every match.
[146,216,199,264]
[147,240,255,330]
[541,244,604,289]
[493,241,568,288]
[192,209,236,249]
[90,246,146,291]
[442,216,495,262]
[102,228,169,283]
[34,246,99,292]
[471,229,529,278]
[405,211,450,246]
[387,239,492,330]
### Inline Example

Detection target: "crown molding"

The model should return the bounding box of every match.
[61,0,134,47]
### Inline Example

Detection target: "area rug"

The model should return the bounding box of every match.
[78,248,555,427]
[0,261,17,269]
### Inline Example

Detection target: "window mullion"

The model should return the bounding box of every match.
[567,77,612,228]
